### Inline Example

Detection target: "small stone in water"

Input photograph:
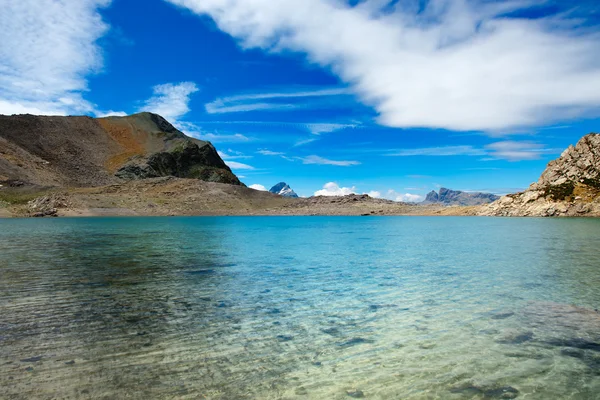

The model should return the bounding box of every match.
[20,356,42,363]
[491,312,515,320]
[346,389,365,398]
[339,337,375,347]
[295,387,308,395]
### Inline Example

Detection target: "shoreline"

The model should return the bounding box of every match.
[2,177,598,219]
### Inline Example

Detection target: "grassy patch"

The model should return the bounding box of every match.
[0,189,50,205]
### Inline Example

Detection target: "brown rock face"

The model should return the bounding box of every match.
[537,134,600,187]
[0,112,242,187]
[480,133,600,217]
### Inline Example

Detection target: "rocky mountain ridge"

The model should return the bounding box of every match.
[480,133,600,217]
[423,187,499,206]
[269,182,298,198]
[0,112,241,187]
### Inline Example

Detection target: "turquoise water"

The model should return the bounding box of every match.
[1,217,600,399]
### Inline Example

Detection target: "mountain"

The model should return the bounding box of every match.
[422,187,499,206]
[0,112,241,187]
[481,133,600,217]
[269,182,299,198]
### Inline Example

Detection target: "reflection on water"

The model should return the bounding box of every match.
[1,216,600,399]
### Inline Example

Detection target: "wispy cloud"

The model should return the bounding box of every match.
[306,123,355,135]
[205,87,350,114]
[485,141,552,162]
[388,142,557,161]
[141,82,199,121]
[389,146,486,157]
[294,137,319,147]
[301,155,360,166]
[201,133,252,143]
[257,149,285,156]
[225,160,255,170]
[0,0,110,116]
[168,0,600,132]
[218,149,252,160]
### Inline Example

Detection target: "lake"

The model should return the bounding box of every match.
[1,216,600,399]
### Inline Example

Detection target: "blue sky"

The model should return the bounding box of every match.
[2,0,600,199]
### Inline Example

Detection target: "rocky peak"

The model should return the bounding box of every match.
[424,190,439,203]
[535,133,600,188]
[480,133,600,217]
[423,187,499,206]
[269,182,299,198]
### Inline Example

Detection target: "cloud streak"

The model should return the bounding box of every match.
[388,141,557,161]
[225,160,255,170]
[205,87,350,114]
[166,0,600,131]
[301,155,360,166]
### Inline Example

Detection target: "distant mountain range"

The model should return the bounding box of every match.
[422,188,499,206]
[269,182,298,198]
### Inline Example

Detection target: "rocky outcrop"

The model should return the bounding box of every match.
[269,182,299,198]
[480,133,600,217]
[0,112,242,187]
[423,187,499,206]
[115,140,240,185]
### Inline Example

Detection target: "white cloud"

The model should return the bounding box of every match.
[257,149,285,156]
[387,141,556,161]
[294,137,319,147]
[166,0,600,132]
[141,82,199,121]
[313,184,422,201]
[218,149,251,160]
[202,133,252,143]
[485,141,549,161]
[225,161,255,170]
[314,182,357,196]
[205,87,349,114]
[96,110,128,117]
[302,155,360,166]
[306,123,355,135]
[388,145,486,157]
[0,0,110,115]
[386,190,423,203]
[249,184,267,191]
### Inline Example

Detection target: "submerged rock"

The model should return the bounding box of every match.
[496,331,534,345]
[276,335,294,342]
[450,384,519,399]
[491,312,515,320]
[20,356,42,363]
[339,337,375,347]
[346,389,365,398]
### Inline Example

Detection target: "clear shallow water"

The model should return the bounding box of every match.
[1,217,600,399]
